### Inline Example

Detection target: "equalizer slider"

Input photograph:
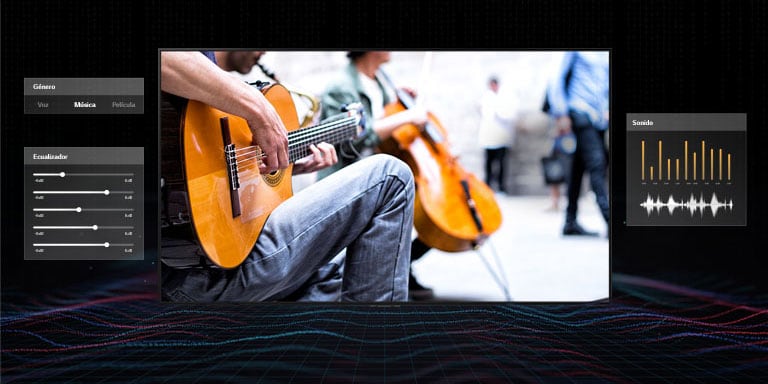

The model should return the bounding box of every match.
[24,147,145,260]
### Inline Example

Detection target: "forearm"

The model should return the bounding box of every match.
[160,51,288,172]
[160,51,271,126]
[373,108,426,140]
[372,114,406,140]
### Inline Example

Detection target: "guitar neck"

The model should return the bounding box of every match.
[286,115,359,162]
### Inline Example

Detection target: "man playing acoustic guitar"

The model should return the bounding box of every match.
[160,51,415,302]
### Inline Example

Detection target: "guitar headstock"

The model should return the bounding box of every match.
[341,102,366,138]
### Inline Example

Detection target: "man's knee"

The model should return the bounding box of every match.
[367,154,414,190]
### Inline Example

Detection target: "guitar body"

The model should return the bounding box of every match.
[181,84,297,268]
[380,101,502,252]
[163,83,363,268]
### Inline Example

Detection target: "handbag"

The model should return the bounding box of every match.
[541,154,566,185]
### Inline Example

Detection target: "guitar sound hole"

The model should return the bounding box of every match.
[261,169,285,187]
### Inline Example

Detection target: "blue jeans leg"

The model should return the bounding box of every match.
[162,154,414,302]
[567,121,609,224]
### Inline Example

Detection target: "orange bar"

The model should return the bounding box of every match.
[702,141,706,181]
[659,140,663,181]
[719,148,723,181]
[641,140,645,181]
[650,166,654,181]
[667,158,671,180]
[684,141,688,180]
[676,159,680,180]
[728,154,731,181]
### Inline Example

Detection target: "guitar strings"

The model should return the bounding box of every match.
[230,117,356,158]
[287,122,358,152]
[283,119,356,148]
[233,126,357,165]
[232,148,264,159]
[231,129,358,174]
[288,116,356,141]
[223,117,360,176]
[232,120,358,163]
[234,128,356,169]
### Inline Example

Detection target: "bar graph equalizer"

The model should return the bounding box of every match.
[626,114,746,226]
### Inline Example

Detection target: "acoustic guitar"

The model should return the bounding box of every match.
[162,82,363,268]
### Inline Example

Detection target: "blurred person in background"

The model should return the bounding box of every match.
[478,75,517,195]
[318,51,437,301]
[546,51,609,237]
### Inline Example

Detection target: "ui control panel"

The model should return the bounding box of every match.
[24,147,145,260]
[626,113,746,226]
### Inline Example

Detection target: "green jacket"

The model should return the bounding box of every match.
[318,63,392,179]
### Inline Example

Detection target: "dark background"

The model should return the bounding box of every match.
[2,0,766,382]
[3,0,765,290]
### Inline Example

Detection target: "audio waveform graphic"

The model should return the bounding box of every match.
[640,192,734,217]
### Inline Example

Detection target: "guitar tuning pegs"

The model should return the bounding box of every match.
[248,80,271,90]
[341,102,362,113]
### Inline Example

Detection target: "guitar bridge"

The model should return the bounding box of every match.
[224,144,240,190]
[220,117,241,218]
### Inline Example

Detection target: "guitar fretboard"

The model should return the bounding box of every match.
[287,116,359,162]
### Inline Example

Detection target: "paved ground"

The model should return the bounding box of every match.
[411,193,610,302]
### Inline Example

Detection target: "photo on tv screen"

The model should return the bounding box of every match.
[159,50,610,303]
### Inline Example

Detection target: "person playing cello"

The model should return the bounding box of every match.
[318,51,436,300]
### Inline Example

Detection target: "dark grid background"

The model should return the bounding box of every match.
[2,0,768,382]
[2,270,767,382]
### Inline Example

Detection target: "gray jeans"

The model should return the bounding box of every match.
[162,154,414,302]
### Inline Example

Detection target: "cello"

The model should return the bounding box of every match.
[377,69,503,252]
